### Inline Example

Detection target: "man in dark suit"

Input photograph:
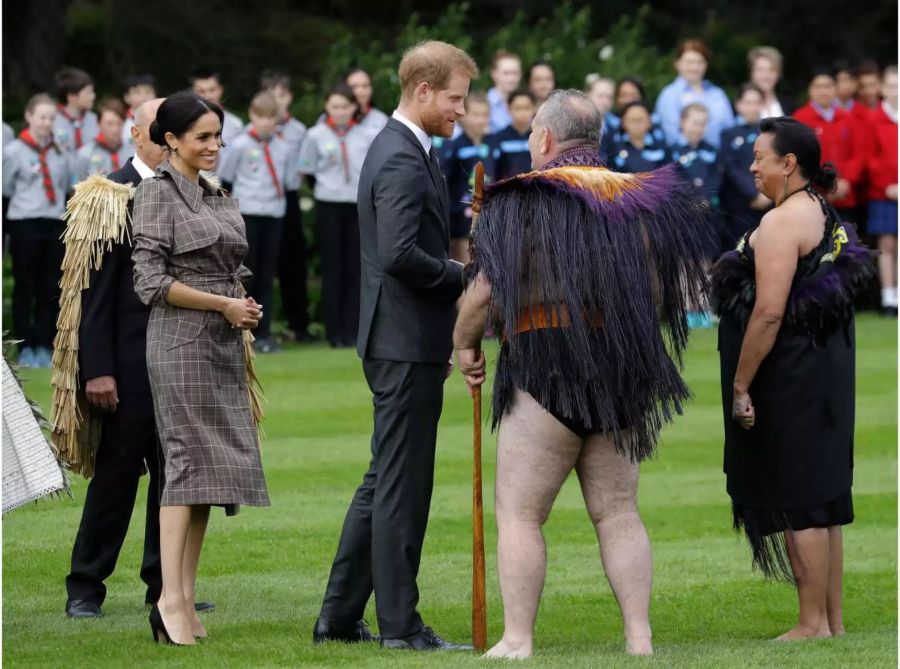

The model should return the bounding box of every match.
[64,99,213,618]
[314,41,478,651]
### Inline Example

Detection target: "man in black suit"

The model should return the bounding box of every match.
[314,41,478,651]
[64,99,213,618]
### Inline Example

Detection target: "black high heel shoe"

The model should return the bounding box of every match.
[149,604,192,646]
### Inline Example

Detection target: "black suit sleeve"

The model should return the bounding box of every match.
[79,242,121,382]
[373,151,463,294]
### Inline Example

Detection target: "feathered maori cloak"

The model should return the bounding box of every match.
[468,147,712,461]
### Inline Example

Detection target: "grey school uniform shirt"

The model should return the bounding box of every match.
[298,122,378,203]
[218,130,290,218]
[3,137,71,220]
[75,137,135,182]
[276,115,307,191]
[221,109,245,147]
[53,108,99,155]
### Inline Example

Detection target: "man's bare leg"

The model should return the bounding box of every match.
[576,433,653,655]
[826,526,845,636]
[777,528,832,640]
[485,391,582,660]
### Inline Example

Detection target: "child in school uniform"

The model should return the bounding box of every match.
[793,67,864,223]
[190,67,245,147]
[121,74,156,150]
[261,70,312,342]
[3,94,72,367]
[298,83,378,348]
[440,92,494,262]
[218,91,290,353]
[53,67,98,158]
[608,102,672,173]
[344,67,389,132]
[75,98,134,182]
[720,83,772,245]
[488,89,535,181]
[867,66,899,316]
[601,78,668,164]
[487,51,523,134]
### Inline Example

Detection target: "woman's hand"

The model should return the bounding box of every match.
[732,388,755,430]
[222,296,263,330]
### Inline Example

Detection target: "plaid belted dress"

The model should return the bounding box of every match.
[132,161,269,511]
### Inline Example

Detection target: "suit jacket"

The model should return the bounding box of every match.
[79,158,153,405]
[357,118,464,363]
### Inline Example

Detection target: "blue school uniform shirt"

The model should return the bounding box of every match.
[487,87,513,134]
[608,138,671,173]
[671,139,722,206]
[654,76,734,148]
[719,123,765,233]
[488,125,532,180]
[439,132,494,235]
[600,116,668,165]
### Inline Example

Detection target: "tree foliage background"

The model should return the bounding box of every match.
[3,0,897,127]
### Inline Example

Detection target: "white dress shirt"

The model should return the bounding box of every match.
[391,110,432,154]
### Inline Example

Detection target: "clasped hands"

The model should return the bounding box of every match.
[223,296,263,330]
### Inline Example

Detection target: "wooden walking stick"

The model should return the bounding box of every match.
[469,161,488,652]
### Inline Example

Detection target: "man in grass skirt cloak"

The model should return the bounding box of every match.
[453,89,711,657]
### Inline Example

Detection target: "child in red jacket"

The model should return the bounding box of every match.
[867,66,898,316]
[794,67,865,221]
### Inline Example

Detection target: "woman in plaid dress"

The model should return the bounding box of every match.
[132,92,269,646]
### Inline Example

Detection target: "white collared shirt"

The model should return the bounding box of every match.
[392,110,432,154]
[132,154,157,180]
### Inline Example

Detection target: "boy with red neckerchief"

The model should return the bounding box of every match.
[3,94,73,367]
[121,74,157,150]
[75,98,134,182]
[52,67,99,159]
[217,91,290,353]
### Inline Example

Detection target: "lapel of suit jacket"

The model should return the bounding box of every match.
[387,119,448,216]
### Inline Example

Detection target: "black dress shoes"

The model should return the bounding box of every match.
[312,616,378,644]
[65,600,102,618]
[381,626,473,651]
[194,601,215,613]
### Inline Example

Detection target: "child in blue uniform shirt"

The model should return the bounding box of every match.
[440,93,494,262]
[671,103,722,210]
[601,78,668,163]
[488,89,535,181]
[719,83,771,246]
[218,91,291,353]
[608,102,671,173]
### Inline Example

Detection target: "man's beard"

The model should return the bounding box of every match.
[421,101,452,138]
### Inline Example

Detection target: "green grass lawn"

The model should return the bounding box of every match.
[3,315,896,668]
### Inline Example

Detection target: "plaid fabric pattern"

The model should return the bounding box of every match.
[132,160,269,508]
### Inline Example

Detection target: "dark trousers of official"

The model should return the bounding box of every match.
[320,359,446,638]
[315,201,361,347]
[278,190,309,336]
[10,218,65,349]
[243,214,284,340]
[66,398,162,606]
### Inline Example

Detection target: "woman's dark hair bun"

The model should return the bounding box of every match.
[812,162,838,193]
[149,119,166,147]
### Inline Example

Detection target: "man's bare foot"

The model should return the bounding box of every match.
[483,639,532,660]
[626,636,654,655]
[774,624,832,641]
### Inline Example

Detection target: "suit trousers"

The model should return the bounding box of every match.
[66,397,162,605]
[10,218,65,349]
[277,190,310,336]
[320,359,446,638]
[315,201,361,346]
[243,214,284,339]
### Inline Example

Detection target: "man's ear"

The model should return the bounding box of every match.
[541,127,552,154]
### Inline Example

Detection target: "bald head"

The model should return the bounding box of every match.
[133,97,165,128]
[131,97,168,169]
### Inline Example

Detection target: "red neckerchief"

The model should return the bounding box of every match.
[18,129,58,204]
[56,104,86,148]
[94,133,122,171]
[249,128,284,198]
[325,116,358,183]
